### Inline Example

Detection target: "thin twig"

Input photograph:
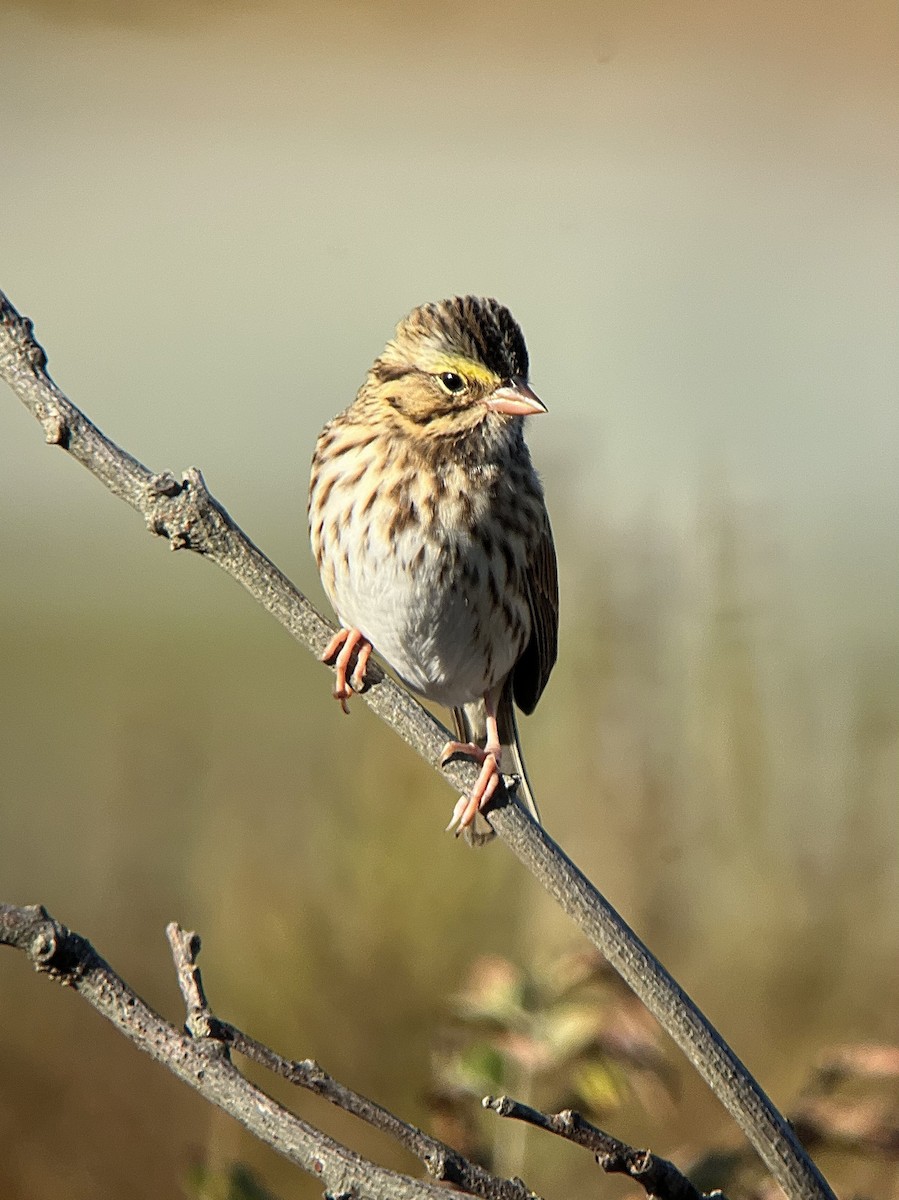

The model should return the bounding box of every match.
[165,924,535,1200]
[485,1095,718,1200]
[0,288,834,1200]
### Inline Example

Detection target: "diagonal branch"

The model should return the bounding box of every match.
[0,288,834,1200]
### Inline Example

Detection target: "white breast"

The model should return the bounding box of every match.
[310,434,530,707]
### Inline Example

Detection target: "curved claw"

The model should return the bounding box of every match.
[321,628,372,712]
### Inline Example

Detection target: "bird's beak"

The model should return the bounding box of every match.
[485,376,548,417]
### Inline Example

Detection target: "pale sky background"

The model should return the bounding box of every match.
[1,0,898,637]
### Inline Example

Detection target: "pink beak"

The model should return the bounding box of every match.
[485,376,548,417]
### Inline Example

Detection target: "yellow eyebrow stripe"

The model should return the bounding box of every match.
[430,355,501,389]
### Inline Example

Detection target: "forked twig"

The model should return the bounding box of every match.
[0,288,834,1200]
[165,923,534,1200]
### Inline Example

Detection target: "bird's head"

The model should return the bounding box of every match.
[362,296,546,437]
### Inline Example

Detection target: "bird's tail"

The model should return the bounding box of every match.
[452,681,541,846]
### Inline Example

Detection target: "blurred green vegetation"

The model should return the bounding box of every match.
[429,950,672,1179]
[2,487,898,1200]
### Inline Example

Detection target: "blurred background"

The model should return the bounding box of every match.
[2,0,898,1197]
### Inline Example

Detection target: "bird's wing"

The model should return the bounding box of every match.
[512,509,559,715]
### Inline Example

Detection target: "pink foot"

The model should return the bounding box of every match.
[321,628,372,713]
[441,739,502,834]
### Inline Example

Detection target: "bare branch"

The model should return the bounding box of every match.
[0,903,532,1200]
[165,923,535,1200]
[0,288,834,1200]
[484,1095,717,1200]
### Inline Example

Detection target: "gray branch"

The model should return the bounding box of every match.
[0,904,483,1200]
[484,1095,718,1200]
[0,288,834,1200]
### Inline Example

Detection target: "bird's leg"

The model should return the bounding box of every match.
[442,698,502,833]
[321,628,372,713]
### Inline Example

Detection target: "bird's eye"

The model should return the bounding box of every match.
[438,371,466,394]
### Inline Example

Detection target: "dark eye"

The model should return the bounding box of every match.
[438,371,466,394]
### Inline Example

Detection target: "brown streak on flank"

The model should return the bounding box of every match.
[315,473,337,511]
[341,461,368,489]
[388,499,417,542]
[360,486,380,518]
[339,505,353,566]
[411,544,426,573]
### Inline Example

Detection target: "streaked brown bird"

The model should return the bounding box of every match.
[308,296,558,841]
